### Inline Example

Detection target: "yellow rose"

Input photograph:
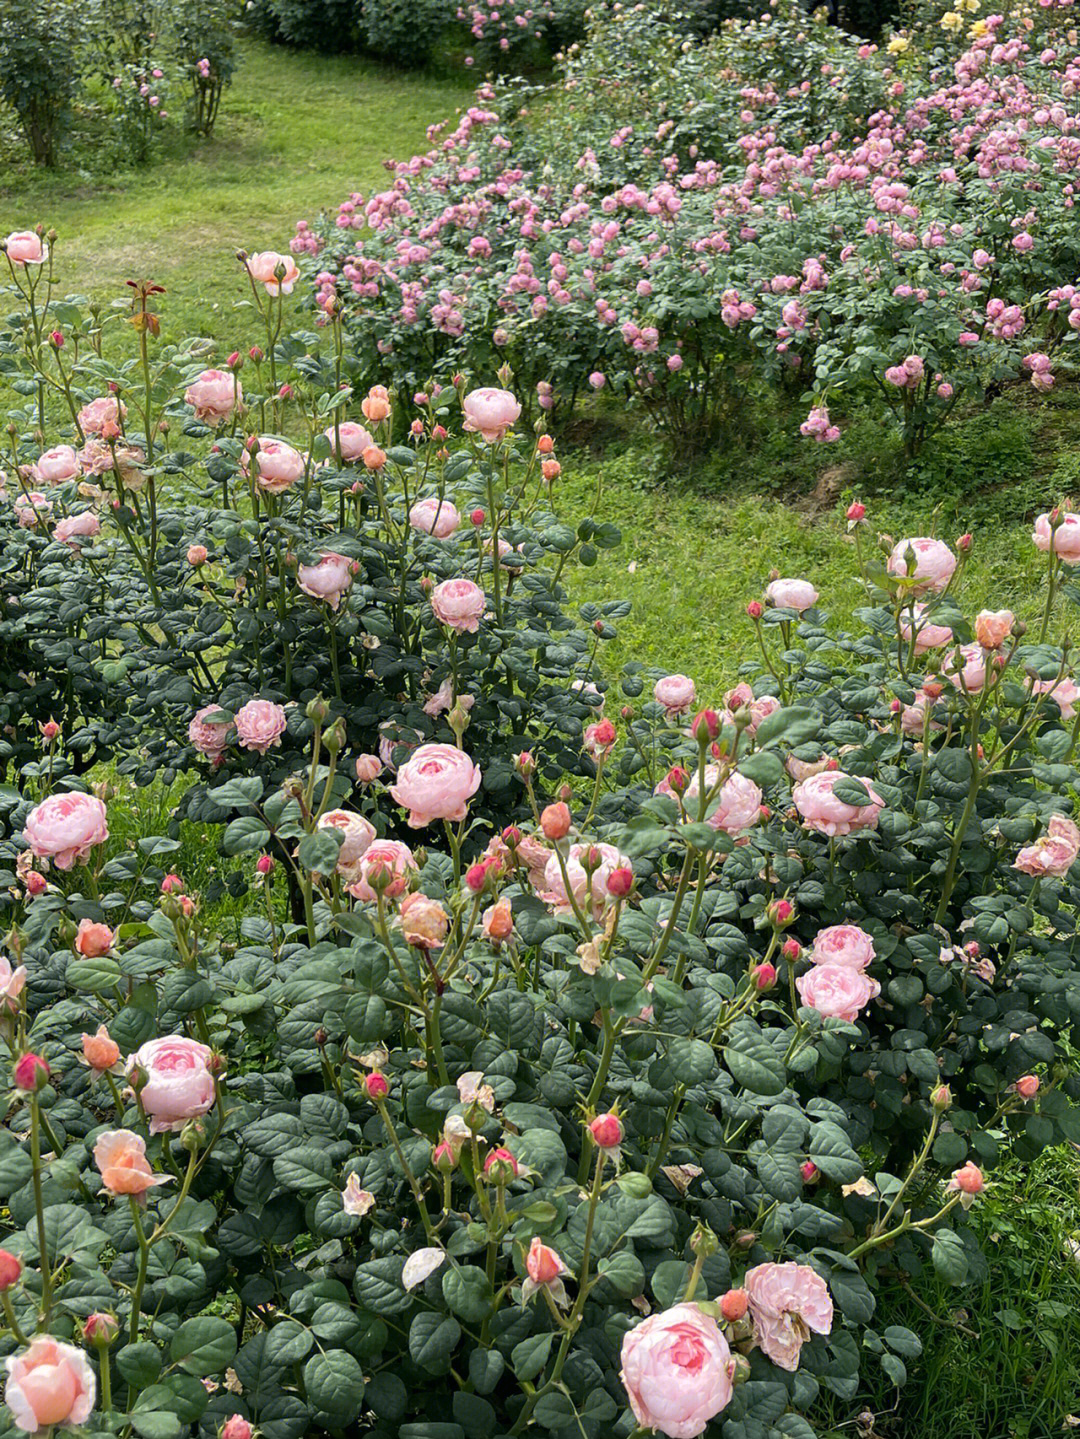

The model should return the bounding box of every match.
[969,18,989,36]
[940,11,963,31]
[886,33,910,53]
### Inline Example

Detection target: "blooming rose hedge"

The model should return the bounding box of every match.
[3,245,1080,1437]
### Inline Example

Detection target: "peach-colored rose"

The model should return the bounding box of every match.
[234,698,287,754]
[390,743,482,827]
[654,674,697,717]
[423,679,475,719]
[93,1129,171,1197]
[347,839,417,902]
[975,609,1013,649]
[620,1303,734,1438]
[81,1025,120,1072]
[409,496,461,537]
[522,1235,570,1308]
[399,892,450,949]
[189,705,232,761]
[24,792,108,870]
[765,577,819,611]
[809,924,875,970]
[1033,511,1080,564]
[53,511,101,547]
[431,577,486,633]
[325,421,374,461]
[796,963,880,1021]
[247,250,300,295]
[482,897,514,944]
[4,231,46,266]
[31,444,80,485]
[77,439,147,490]
[786,753,834,783]
[184,369,242,424]
[78,397,126,436]
[485,832,551,891]
[316,809,375,880]
[244,438,305,494]
[298,551,354,611]
[75,919,114,957]
[4,1336,95,1433]
[462,387,521,443]
[886,537,957,593]
[542,841,633,920]
[792,771,884,837]
[899,602,953,653]
[129,1036,215,1133]
[14,493,52,528]
[745,1262,833,1371]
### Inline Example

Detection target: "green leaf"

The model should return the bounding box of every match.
[666,1037,717,1086]
[303,1351,366,1428]
[738,749,786,788]
[222,816,272,855]
[442,1265,494,1324]
[65,957,121,994]
[753,706,820,748]
[511,1331,555,1382]
[263,1319,314,1366]
[931,1229,968,1285]
[408,1311,461,1375]
[297,828,344,874]
[273,1146,335,1194]
[117,1342,163,1388]
[724,1020,785,1095]
[808,1121,863,1183]
[129,1414,182,1439]
[170,1316,238,1376]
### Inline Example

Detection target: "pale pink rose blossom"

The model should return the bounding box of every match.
[765,578,819,611]
[899,603,953,653]
[298,551,354,610]
[184,369,242,424]
[1031,674,1080,717]
[485,832,552,892]
[786,753,834,783]
[462,387,522,443]
[901,691,944,734]
[4,1336,96,1433]
[1033,511,1080,564]
[423,680,474,718]
[542,841,633,919]
[234,699,287,754]
[456,1071,495,1112]
[31,444,80,485]
[129,1035,215,1134]
[390,743,482,826]
[325,421,374,461]
[1014,813,1080,878]
[744,1262,833,1371]
[53,511,101,547]
[620,1303,734,1438]
[3,231,46,266]
[946,643,993,692]
[14,493,52,528]
[188,705,232,761]
[974,609,1013,649]
[793,772,884,837]
[316,809,376,881]
[809,925,875,970]
[93,1129,171,1197]
[721,683,782,733]
[886,537,957,593]
[346,838,417,901]
[796,963,880,1021]
[243,439,305,494]
[78,396,126,436]
[355,753,383,783]
[654,674,697,717]
[0,957,27,1011]
[655,764,763,835]
[431,577,486,632]
[24,792,108,870]
[342,1173,375,1216]
[409,496,461,537]
[247,250,300,295]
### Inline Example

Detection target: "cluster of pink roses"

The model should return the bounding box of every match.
[188,698,287,763]
[795,924,881,1023]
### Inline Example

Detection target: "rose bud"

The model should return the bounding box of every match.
[691,709,720,742]
[81,1025,120,1072]
[734,1230,757,1249]
[75,919,113,958]
[766,898,794,927]
[931,1084,952,1111]
[800,1160,819,1184]
[781,938,801,961]
[956,533,972,552]
[0,1249,22,1291]
[83,1312,119,1347]
[501,825,522,850]
[589,1112,623,1150]
[465,862,489,894]
[747,600,764,620]
[470,507,485,527]
[948,1161,984,1195]
[24,872,47,897]
[187,544,208,566]
[541,458,561,481]
[1015,1074,1040,1100]
[160,873,183,894]
[847,501,866,521]
[221,1418,254,1439]
[540,802,572,841]
[606,865,634,899]
[537,434,555,454]
[13,1053,50,1092]
[256,854,275,876]
[39,719,60,742]
[364,1071,389,1101]
[484,1147,519,1183]
[751,962,777,991]
[432,1141,457,1171]
[355,753,383,784]
[525,1237,565,1286]
[513,751,536,779]
[719,1288,749,1322]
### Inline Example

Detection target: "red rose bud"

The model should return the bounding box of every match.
[541,802,572,840]
[249,346,263,362]
[83,1312,119,1347]
[484,1147,519,1182]
[501,825,522,850]
[691,709,720,742]
[49,331,64,349]
[846,501,866,521]
[752,962,777,991]
[364,1071,389,1101]
[0,1249,22,1291]
[606,865,634,899]
[513,751,536,779]
[589,1112,623,1150]
[781,938,801,961]
[432,1141,457,1171]
[25,872,47,896]
[800,1160,819,1184]
[226,351,242,369]
[256,854,275,875]
[931,1084,952,1111]
[465,862,488,893]
[160,873,183,894]
[719,1288,749,1322]
[432,424,448,441]
[767,898,795,927]
[221,1418,254,1439]
[746,600,763,620]
[957,533,972,552]
[13,1052,49,1092]
[592,718,617,747]
[1015,1074,1040,1100]
[470,507,485,527]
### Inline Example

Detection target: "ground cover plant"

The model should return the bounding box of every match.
[1,226,1080,1438]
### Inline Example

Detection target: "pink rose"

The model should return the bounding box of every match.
[974,609,1013,649]
[53,511,101,547]
[75,919,114,957]
[809,924,874,970]
[786,753,833,783]
[409,496,461,537]
[77,440,146,489]
[4,1336,95,1432]
[234,698,287,754]
[793,771,884,837]
[945,642,992,692]
[129,1035,215,1133]
[1031,674,1080,718]
[24,792,108,870]
[3,231,46,266]
[188,705,232,761]
[423,679,475,718]
[298,551,354,610]
[325,421,374,461]
[654,674,697,717]
[1033,511,1080,564]
[542,841,633,919]
[899,603,953,652]
[462,387,522,443]
[247,250,300,295]
[886,537,957,593]
[184,369,242,424]
[31,444,80,485]
[93,1129,170,1197]
[390,743,482,826]
[655,764,762,834]
[14,493,52,528]
[347,838,417,901]
[620,1303,734,1438]
[1014,813,1080,877]
[900,690,944,735]
[399,892,450,949]
[745,1262,833,1371]
[317,809,375,880]
[765,578,819,611]
[244,439,305,494]
[78,397,126,436]
[355,753,383,783]
[431,577,486,632]
[796,963,880,1021]
[0,956,26,1012]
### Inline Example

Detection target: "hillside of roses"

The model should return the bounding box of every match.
[295,0,1080,464]
[1,207,1080,1437]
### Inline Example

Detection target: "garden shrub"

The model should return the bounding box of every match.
[0,2,82,167]
[172,0,239,136]
[2,241,1080,1436]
